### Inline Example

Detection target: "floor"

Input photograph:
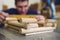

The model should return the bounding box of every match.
[0,12,60,40]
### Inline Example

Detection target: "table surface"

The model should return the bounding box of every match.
[0,28,60,40]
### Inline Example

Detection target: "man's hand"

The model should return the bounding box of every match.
[35,15,46,23]
[0,12,9,23]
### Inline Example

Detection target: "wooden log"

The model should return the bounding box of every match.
[19,27,54,34]
[6,22,39,29]
[6,18,17,21]
[26,23,38,29]
[7,25,20,31]
[6,21,27,29]
[45,19,57,27]
[18,18,37,23]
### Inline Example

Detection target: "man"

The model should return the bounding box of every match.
[3,0,37,15]
[46,0,56,19]
[41,0,56,19]
[0,0,45,27]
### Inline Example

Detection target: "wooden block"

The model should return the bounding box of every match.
[7,25,20,31]
[26,23,38,29]
[6,18,17,21]
[6,21,27,29]
[19,27,54,34]
[46,19,57,23]
[6,21,39,29]
[19,18,37,23]
[24,30,54,36]
[7,15,35,19]
[45,19,57,27]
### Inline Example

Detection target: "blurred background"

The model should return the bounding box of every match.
[0,0,40,10]
[0,0,60,11]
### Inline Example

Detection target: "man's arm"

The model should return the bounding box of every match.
[0,12,9,23]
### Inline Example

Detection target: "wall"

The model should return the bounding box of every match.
[29,0,40,6]
[0,0,3,10]
[2,0,40,9]
[2,0,15,8]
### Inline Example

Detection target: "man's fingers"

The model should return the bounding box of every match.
[35,15,45,21]
[0,18,5,24]
[0,19,3,23]
[0,15,5,19]
[0,15,5,20]
[0,12,9,17]
[0,12,9,24]
[2,12,9,17]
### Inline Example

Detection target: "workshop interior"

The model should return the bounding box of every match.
[0,0,60,40]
